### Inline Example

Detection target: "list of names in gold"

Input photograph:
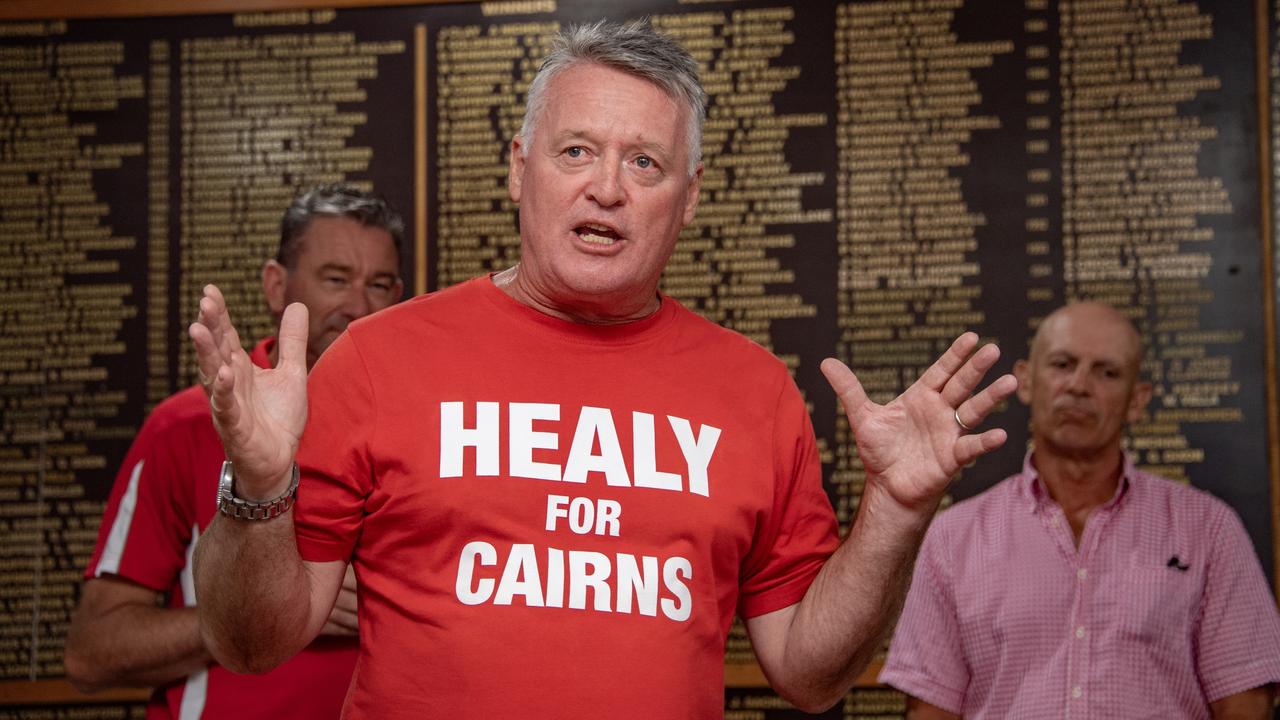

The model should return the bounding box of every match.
[433,21,557,287]
[176,19,405,381]
[148,40,171,409]
[656,7,825,370]
[0,38,143,679]
[833,0,1012,524]
[1060,0,1232,481]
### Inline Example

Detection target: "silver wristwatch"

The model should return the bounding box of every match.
[216,460,299,520]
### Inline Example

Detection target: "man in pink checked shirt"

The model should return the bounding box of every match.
[880,301,1280,719]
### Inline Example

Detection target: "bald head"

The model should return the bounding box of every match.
[1030,302,1143,377]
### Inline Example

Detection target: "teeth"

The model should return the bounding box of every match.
[577,223,619,245]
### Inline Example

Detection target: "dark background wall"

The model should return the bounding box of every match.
[0,1,1277,717]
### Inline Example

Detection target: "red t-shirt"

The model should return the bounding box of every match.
[294,277,839,719]
[85,338,357,720]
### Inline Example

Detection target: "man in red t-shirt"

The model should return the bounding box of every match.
[187,21,1017,718]
[64,184,405,719]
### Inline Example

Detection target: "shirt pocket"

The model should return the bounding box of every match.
[1113,563,1199,649]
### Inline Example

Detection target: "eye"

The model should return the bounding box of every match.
[565,146,585,158]
[371,280,394,293]
[635,155,654,169]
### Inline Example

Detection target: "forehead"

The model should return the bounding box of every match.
[1035,308,1138,367]
[538,62,687,145]
[295,216,397,265]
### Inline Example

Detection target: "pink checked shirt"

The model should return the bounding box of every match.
[880,453,1280,719]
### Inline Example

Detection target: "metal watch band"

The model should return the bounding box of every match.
[217,460,300,521]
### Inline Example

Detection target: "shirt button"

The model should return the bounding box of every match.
[1075,626,1086,639]
[1077,568,1087,581]
[1072,686,1083,699]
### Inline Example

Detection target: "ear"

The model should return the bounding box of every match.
[681,162,703,226]
[508,136,525,203]
[1013,358,1032,405]
[262,260,288,319]
[1127,380,1153,423]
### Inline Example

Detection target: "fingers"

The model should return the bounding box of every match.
[322,585,359,636]
[915,332,980,394]
[954,427,1009,467]
[939,342,1000,408]
[320,608,359,637]
[277,302,310,372]
[189,286,240,388]
[821,357,869,416]
[953,373,1018,431]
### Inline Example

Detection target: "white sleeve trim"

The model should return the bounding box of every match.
[93,459,144,576]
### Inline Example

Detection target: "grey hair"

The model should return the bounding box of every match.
[519,18,706,176]
[277,183,404,269]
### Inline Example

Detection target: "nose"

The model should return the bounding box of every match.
[1064,365,1090,394]
[342,285,373,319]
[585,159,624,208]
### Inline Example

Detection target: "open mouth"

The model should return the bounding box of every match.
[575,223,622,245]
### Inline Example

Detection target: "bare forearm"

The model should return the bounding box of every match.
[193,511,315,674]
[1210,685,1275,720]
[773,485,936,709]
[64,602,210,692]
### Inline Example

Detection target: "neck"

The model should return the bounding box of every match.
[492,265,660,325]
[1034,446,1124,515]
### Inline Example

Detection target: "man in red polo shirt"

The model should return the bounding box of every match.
[65,184,404,719]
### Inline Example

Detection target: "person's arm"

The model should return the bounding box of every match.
[187,285,338,672]
[906,696,962,720]
[194,513,345,672]
[318,564,359,637]
[63,577,211,692]
[1209,685,1274,720]
[746,333,1016,711]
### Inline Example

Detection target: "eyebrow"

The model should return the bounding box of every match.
[1047,352,1125,371]
[316,264,398,280]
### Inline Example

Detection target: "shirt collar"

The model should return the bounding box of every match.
[249,336,276,370]
[1017,448,1135,514]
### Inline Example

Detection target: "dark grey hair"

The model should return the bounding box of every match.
[519,18,706,176]
[277,183,405,269]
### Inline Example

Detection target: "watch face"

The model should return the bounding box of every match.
[218,460,234,503]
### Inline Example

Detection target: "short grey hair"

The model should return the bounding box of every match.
[277,183,404,269]
[519,18,706,176]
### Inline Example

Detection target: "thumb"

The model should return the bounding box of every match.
[278,302,310,371]
[821,357,869,415]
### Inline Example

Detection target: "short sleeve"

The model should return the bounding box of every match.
[735,378,839,619]
[1193,504,1280,701]
[878,520,969,714]
[294,330,377,563]
[85,401,201,593]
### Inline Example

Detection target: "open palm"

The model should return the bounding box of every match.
[823,333,1017,511]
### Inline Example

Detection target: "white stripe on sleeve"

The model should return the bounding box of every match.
[94,459,144,576]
